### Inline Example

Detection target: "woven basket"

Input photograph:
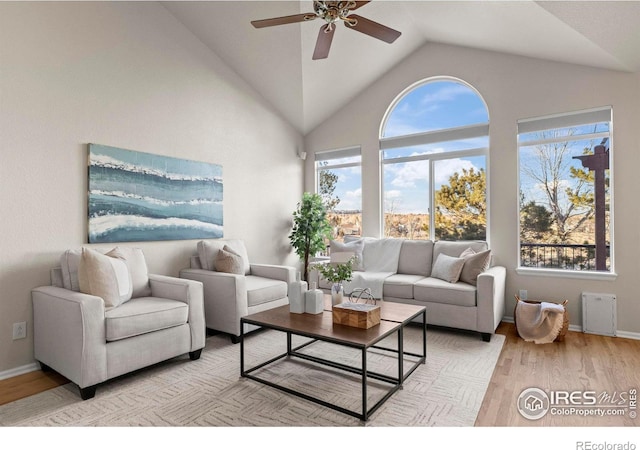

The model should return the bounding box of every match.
[514,295,569,342]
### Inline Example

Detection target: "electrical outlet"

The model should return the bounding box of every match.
[518,289,528,300]
[12,322,27,340]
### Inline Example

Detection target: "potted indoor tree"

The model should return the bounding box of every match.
[289,192,332,282]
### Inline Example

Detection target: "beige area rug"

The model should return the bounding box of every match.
[0,325,504,427]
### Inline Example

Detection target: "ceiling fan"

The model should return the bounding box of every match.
[251,1,401,60]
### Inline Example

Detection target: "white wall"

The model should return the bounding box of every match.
[304,42,640,336]
[0,2,303,373]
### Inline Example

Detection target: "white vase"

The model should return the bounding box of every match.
[288,272,307,314]
[331,283,344,307]
[305,282,324,314]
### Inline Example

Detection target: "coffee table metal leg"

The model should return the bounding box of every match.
[240,319,245,376]
[362,347,367,421]
[422,310,427,363]
[398,327,404,387]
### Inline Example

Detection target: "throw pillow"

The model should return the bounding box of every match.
[460,249,492,286]
[459,247,476,259]
[214,245,245,274]
[78,247,133,309]
[107,247,151,298]
[198,239,251,275]
[431,253,465,283]
[330,239,364,271]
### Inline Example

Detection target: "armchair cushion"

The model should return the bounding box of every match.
[245,275,288,307]
[105,297,189,341]
[198,239,250,275]
[108,247,151,298]
[59,246,151,298]
[214,245,245,274]
[78,247,132,309]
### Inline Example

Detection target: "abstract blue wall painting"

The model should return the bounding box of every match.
[88,144,223,243]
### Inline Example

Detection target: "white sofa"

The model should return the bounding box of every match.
[310,238,506,341]
[31,247,206,399]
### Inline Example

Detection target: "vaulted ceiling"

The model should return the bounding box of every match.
[162,1,640,135]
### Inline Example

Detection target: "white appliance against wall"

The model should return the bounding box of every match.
[582,292,617,337]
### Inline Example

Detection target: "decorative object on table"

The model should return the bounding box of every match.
[331,283,344,307]
[288,192,332,281]
[514,295,569,343]
[316,256,356,307]
[88,144,223,243]
[288,271,308,314]
[349,287,376,305]
[332,302,381,329]
[304,281,324,314]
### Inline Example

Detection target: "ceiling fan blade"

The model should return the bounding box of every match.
[251,13,315,28]
[350,1,371,11]
[345,14,401,43]
[312,24,335,60]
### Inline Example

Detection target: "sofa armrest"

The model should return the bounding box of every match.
[31,286,107,388]
[179,268,247,337]
[476,265,507,334]
[148,274,205,351]
[250,264,295,283]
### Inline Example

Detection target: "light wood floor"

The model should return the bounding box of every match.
[2,323,639,426]
[476,322,640,426]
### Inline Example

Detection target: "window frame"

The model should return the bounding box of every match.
[314,146,363,241]
[379,77,490,242]
[515,106,616,280]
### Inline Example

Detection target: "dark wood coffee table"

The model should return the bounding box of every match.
[240,299,426,421]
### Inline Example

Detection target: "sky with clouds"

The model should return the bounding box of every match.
[320,80,489,214]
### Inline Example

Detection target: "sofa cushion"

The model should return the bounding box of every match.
[78,247,133,309]
[414,277,478,307]
[245,275,288,307]
[397,240,433,277]
[431,253,465,283]
[108,247,151,298]
[383,274,426,299]
[433,240,488,261]
[330,239,364,270]
[105,297,188,341]
[460,249,492,286]
[215,245,245,274]
[198,239,250,275]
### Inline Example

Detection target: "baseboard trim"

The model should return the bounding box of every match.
[502,317,640,340]
[0,362,39,381]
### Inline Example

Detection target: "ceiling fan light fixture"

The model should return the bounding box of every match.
[251,1,400,60]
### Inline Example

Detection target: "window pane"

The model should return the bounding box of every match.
[383,136,489,160]
[518,120,611,271]
[434,156,487,240]
[519,122,610,144]
[382,80,488,138]
[383,160,430,239]
[317,165,362,241]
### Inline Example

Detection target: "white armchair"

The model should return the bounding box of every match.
[31,247,205,400]
[179,239,295,343]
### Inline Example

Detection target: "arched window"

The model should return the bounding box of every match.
[380,78,489,241]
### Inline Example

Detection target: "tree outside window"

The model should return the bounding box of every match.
[517,107,612,272]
